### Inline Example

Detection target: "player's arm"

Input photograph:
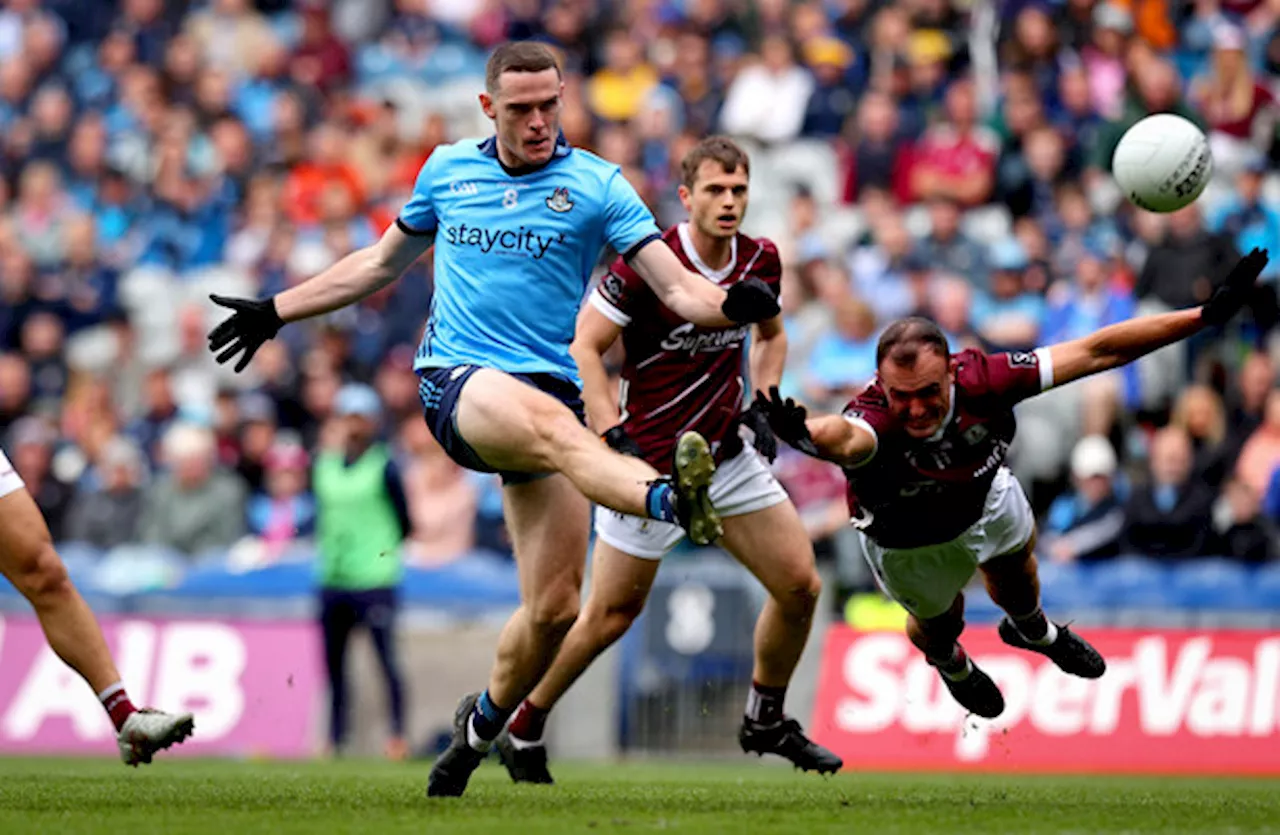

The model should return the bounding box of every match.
[749,315,786,391]
[1041,249,1269,389]
[626,238,780,328]
[754,386,877,468]
[570,303,625,434]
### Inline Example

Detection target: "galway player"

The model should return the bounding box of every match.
[205,42,779,798]
[758,249,1269,717]
[0,451,194,764]
[495,137,841,782]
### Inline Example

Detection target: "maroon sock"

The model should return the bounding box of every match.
[507,699,550,743]
[745,681,787,725]
[99,683,137,732]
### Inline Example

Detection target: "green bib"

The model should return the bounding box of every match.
[313,444,404,590]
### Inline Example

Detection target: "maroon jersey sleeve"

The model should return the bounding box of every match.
[591,256,650,327]
[753,238,783,296]
[959,348,1055,406]
[841,384,896,465]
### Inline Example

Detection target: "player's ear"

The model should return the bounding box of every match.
[677,184,692,211]
[479,92,496,120]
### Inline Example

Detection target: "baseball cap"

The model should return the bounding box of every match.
[1071,435,1117,479]
[334,383,382,420]
[1093,3,1133,34]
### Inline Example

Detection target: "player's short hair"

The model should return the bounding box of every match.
[681,136,750,189]
[876,317,949,369]
[485,41,562,95]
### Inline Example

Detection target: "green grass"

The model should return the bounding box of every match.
[0,757,1277,834]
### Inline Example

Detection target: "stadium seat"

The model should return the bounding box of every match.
[1167,558,1254,610]
[1248,561,1280,610]
[1086,556,1173,608]
[1035,560,1092,611]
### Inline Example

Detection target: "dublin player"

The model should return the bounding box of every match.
[0,451,195,763]
[758,248,1269,717]
[496,137,841,781]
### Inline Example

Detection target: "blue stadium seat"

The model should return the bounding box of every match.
[1248,562,1280,610]
[1035,561,1091,610]
[1086,556,1173,608]
[1168,558,1254,610]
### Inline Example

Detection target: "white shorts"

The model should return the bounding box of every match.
[594,446,789,559]
[856,467,1035,619]
[0,450,24,499]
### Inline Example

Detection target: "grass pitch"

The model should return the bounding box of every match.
[1,757,1277,834]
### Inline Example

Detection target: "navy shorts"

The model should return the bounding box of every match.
[418,365,587,486]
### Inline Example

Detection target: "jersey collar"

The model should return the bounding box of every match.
[477,131,572,175]
[677,222,737,282]
[926,383,957,443]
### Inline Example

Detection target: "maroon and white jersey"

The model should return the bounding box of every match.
[590,223,782,470]
[842,348,1054,548]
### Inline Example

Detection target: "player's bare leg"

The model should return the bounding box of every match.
[0,488,194,765]
[428,474,590,797]
[498,538,660,784]
[454,369,722,544]
[979,535,1106,679]
[905,594,1005,718]
[720,502,841,773]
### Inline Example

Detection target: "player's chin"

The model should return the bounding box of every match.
[524,138,553,161]
[904,421,940,439]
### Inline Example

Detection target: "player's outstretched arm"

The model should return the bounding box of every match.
[755,387,876,468]
[627,239,780,327]
[208,224,433,372]
[1041,248,1270,390]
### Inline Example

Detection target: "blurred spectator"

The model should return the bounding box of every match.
[1122,426,1215,559]
[587,29,657,124]
[283,122,366,229]
[1093,58,1199,173]
[246,439,316,555]
[1236,389,1280,499]
[1043,435,1125,563]
[840,89,911,203]
[65,435,145,549]
[1190,24,1277,178]
[0,352,32,435]
[13,161,70,269]
[1170,385,1232,489]
[313,383,408,760]
[7,416,72,539]
[139,422,246,555]
[128,367,180,467]
[720,34,813,144]
[1081,3,1133,121]
[970,238,1044,350]
[847,211,915,321]
[21,312,69,405]
[1207,157,1280,283]
[916,197,987,287]
[399,415,475,565]
[185,0,275,79]
[1224,351,1275,464]
[235,392,278,493]
[906,77,997,208]
[290,4,351,95]
[801,36,857,138]
[1214,478,1278,563]
[1135,204,1238,311]
[929,275,984,351]
[804,294,879,408]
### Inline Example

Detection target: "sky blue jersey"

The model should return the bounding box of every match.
[398,135,661,383]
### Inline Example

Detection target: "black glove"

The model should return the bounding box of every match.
[1201,248,1271,327]
[754,386,820,458]
[207,294,285,373]
[737,399,778,463]
[603,424,645,458]
[722,276,780,324]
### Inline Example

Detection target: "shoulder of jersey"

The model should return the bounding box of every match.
[427,138,487,165]
[563,145,623,179]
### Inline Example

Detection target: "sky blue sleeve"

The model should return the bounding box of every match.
[601,170,661,257]
[398,152,440,234]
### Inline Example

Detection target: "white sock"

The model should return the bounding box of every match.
[509,734,544,750]
[466,715,492,752]
[96,681,125,702]
[1019,620,1058,647]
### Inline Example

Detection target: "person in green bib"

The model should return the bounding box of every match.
[314,383,411,760]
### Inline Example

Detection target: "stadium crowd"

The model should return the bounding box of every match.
[1,0,1280,592]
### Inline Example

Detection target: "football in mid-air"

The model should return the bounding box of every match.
[1111,113,1213,213]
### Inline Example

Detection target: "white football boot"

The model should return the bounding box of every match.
[117,708,196,766]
